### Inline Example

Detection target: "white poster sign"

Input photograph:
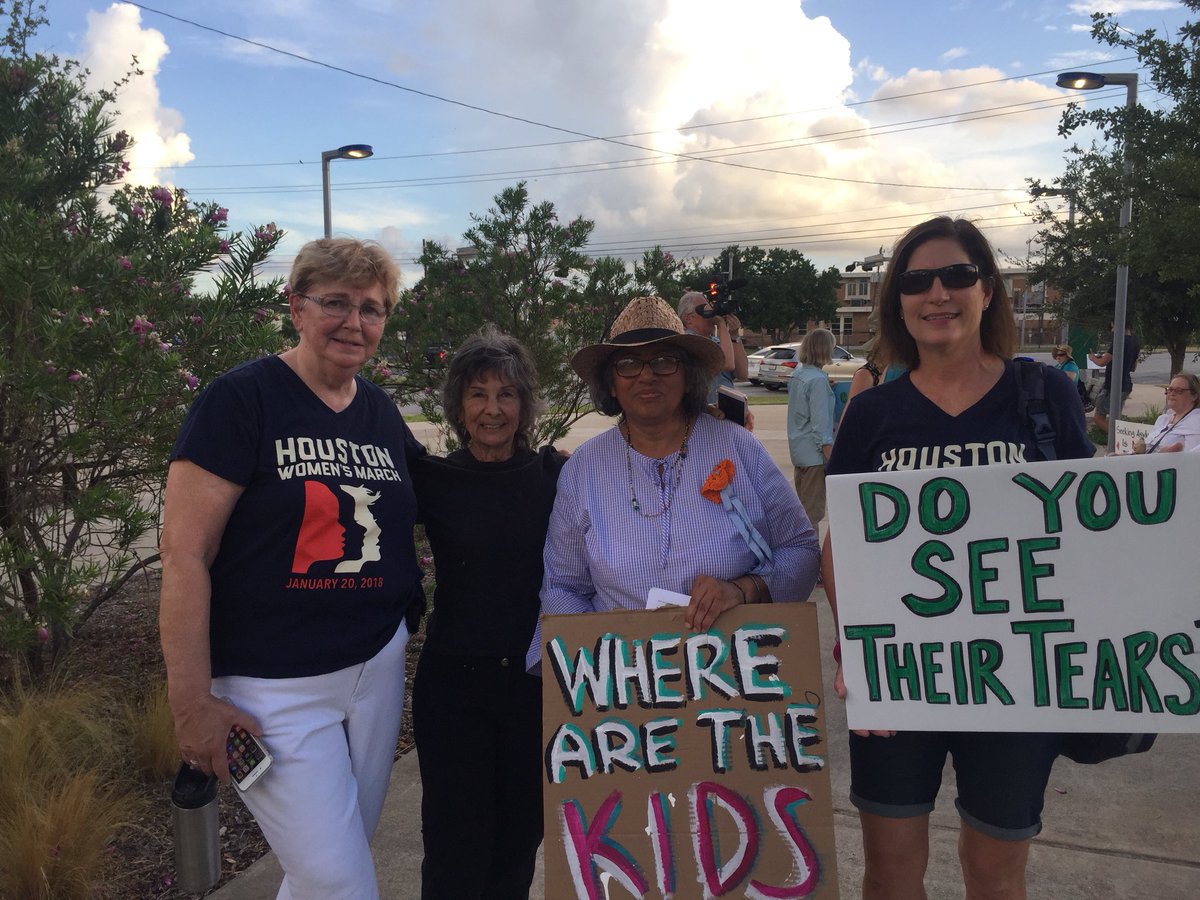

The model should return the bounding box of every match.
[1114,418,1153,455]
[826,454,1200,733]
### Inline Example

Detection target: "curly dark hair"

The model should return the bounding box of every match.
[442,328,540,453]
[587,349,711,420]
[876,217,1015,370]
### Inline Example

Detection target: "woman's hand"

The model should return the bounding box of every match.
[685,574,745,632]
[834,660,896,738]
[174,694,263,784]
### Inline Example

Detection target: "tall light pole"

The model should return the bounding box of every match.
[321,143,373,238]
[1056,71,1138,454]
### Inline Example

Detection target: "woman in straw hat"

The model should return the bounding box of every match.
[1052,344,1080,383]
[524,296,820,671]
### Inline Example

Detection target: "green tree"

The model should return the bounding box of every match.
[389,183,604,448]
[1032,2,1200,373]
[0,1,287,672]
[701,246,840,343]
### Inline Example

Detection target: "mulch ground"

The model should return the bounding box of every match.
[44,571,424,898]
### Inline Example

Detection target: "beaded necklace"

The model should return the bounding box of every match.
[622,416,694,517]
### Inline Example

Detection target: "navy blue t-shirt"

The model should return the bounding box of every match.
[829,360,1094,476]
[171,356,425,678]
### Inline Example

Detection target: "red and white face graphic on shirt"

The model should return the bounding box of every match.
[291,480,382,574]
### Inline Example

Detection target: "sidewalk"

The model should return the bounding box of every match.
[210,386,1198,900]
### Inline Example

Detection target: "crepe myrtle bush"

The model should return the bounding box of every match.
[0,4,288,675]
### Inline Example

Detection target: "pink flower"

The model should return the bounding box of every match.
[218,239,231,253]
[190,314,203,325]
[94,307,109,317]
[182,370,200,390]
[375,365,392,378]
[207,206,228,225]
[79,314,94,326]
[67,371,82,382]
[130,315,154,334]
[158,342,172,352]
[118,256,132,269]
[131,203,145,219]
[150,186,173,207]
[44,363,57,374]
[37,626,50,643]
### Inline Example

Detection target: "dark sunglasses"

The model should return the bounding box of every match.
[612,356,681,378]
[897,263,984,295]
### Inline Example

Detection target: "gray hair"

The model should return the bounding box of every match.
[442,328,540,452]
[799,328,835,368]
[677,291,707,319]
[588,349,712,420]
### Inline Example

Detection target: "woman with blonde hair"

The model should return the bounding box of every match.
[786,328,835,523]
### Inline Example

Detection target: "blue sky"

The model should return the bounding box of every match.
[31,0,1191,283]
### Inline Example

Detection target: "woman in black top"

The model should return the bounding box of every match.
[824,217,1092,900]
[410,328,566,900]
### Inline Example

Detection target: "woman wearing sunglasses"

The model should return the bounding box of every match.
[823,217,1093,899]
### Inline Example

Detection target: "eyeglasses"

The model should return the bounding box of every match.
[1164,387,1194,395]
[612,356,682,378]
[897,263,984,295]
[296,293,389,325]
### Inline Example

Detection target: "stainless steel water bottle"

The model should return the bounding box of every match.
[171,762,221,893]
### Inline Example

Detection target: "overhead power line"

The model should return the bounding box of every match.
[128,2,1118,193]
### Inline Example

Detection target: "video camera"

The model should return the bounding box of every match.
[695,274,748,318]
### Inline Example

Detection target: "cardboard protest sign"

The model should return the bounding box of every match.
[826,454,1200,734]
[540,603,840,899]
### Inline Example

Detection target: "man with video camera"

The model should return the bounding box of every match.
[678,290,749,403]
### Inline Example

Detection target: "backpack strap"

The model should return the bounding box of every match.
[1015,360,1058,461]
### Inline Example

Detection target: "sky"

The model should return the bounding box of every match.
[29,0,1193,285]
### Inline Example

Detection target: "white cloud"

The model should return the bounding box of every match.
[1068,1,1178,13]
[1046,48,1118,69]
[80,3,192,185]
[942,47,969,62]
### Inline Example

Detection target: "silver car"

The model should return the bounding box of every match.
[757,343,864,390]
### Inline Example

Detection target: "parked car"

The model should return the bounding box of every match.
[757,343,864,390]
[745,347,774,385]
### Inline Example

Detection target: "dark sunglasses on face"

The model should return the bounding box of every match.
[612,355,681,378]
[897,263,984,295]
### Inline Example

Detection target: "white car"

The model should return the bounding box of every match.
[757,344,864,390]
[745,347,774,385]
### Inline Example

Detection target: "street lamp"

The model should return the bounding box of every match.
[1055,71,1138,454]
[321,143,373,238]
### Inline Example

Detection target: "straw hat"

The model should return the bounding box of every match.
[571,295,726,386]
[1053,344,1074,362]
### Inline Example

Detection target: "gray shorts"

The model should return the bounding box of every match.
[1093,387,1131,417]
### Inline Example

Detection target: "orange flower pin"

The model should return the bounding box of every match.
[701,459,736,503]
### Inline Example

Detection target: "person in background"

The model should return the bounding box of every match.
[1138,372,1200,453]
[1088,323,1139,434]
[678,290,749,401]
[786,328,835,524]
[824,217,1092,900]
[1052,344,1080,382]
[843,347,906,421]
[526,295,819,672]
[410,329,565,900]
[160,238,424,900]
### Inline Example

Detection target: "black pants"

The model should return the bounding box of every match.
[412,652,544,900]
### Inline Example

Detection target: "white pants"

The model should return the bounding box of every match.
[213,622,408,900]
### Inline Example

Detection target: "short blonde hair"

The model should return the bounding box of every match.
[289,238,399,311]
[799,329,835,367]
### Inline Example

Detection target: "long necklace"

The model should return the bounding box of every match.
[622,416,693,517]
